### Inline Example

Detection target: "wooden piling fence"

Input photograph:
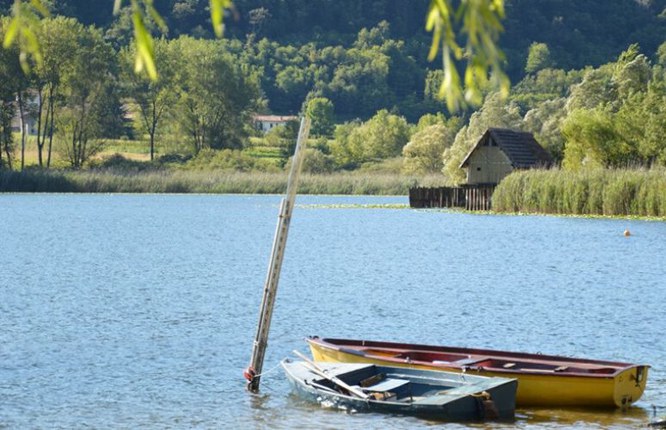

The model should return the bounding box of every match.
[409,185,496,211]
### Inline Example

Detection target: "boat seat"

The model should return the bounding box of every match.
[364,378,410,393]
[455,356,491,367]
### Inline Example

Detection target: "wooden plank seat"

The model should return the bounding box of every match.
[364,378,410,393]
[354,378,411,401]
[455,356,491,367]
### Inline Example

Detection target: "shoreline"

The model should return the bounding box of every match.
[2,169,665,221]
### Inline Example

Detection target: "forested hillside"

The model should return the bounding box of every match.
[2,0,666,202]
[2,0,666,117]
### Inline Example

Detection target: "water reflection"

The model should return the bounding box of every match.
[520,406,649,428]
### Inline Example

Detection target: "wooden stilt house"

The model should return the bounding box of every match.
[409,128,553,209]
[460,128,553,185]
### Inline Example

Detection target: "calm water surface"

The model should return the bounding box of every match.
[1,194,664,429]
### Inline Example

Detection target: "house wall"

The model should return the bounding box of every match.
[465,146,513,184]
[256,120,283,133]
[10,114,38,135]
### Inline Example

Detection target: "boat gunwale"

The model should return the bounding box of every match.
[281,358,517,416]
[307,337,650,379]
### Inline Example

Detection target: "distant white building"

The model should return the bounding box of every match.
[11,92,39,135]
[253,114,298,133]
[11,110,38,136]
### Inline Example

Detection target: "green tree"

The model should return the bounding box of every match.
[657,41,666,68]
[326,46,392,118]
[358,109,410,161]
[330,110,410,168]
[50,22,122,169]
[274,64,311,108]
[0,18,21,169]
[402,123,457,174]
[32,17,82,168]
[414,112,448,132]
[120,38,178,160]
[172,37,260,154]
[424,69,444,102]
[525,42,552,74]
[614,80,666,166]
[353,20,391,49]
[5,1,509,113]
[614,53,650,100]
[561,108,631,171]
[560,44,660,170]
[0,15,31,170]
[566,65,617,112]
[511,68,584,112]
[288,147,334,174]
[305,96,334,137]
[523,97,567,161]
[329,120,361,168]
[565,46,651,114]
[56,24,117,168]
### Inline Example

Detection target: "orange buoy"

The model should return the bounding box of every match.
[624,229,631,237]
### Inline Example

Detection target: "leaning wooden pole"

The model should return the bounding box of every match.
[244,116,310,393]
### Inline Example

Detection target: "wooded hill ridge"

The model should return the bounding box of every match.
[2,0,666,185]
[2,1,665,74]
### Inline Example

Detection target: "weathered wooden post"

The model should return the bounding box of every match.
[244,117,310,392]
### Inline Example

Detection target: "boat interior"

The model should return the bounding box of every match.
[358,348,621,375]
[312,364,465,403]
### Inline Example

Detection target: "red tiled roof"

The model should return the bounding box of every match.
[253,115,298,122]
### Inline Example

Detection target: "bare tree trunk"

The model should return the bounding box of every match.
[1,127,12,169]
[3,145,12,170]
[0,102,13,170]
[46,99,55,168]
[0,134,7,170]
[36,88,45,167]
[36,86,56,168]
[150,100,156,161]
[17,92,26,171]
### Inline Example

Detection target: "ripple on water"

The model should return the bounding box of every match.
[0,194,664,429]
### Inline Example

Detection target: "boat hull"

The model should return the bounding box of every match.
[307,337,649,408]
[282,360,517,421]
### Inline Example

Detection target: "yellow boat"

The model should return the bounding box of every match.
[307,337,649,408]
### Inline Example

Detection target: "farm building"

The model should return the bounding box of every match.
[460,128,553,185]
[252,114,298,133]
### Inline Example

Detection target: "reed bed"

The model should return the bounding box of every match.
[7,168,664,218]
[492,168,666,217]
[0,169,418,196]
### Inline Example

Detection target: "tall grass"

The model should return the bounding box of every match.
[493,168,666,217]
[0,169,419,195]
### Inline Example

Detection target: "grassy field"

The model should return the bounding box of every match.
[10,136,152,168]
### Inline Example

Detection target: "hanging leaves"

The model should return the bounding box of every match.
[210,0,233,38]
[115,0,167,81]
[4,0,231,81]
[4,0,507,100]
[427,0,509,112]
[2,0,49,72]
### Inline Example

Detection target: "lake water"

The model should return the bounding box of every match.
[1,194,664,429]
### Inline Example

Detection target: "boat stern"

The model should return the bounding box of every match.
[614,365,649,408]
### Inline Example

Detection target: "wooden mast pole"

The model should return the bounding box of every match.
[245,116,310,392]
